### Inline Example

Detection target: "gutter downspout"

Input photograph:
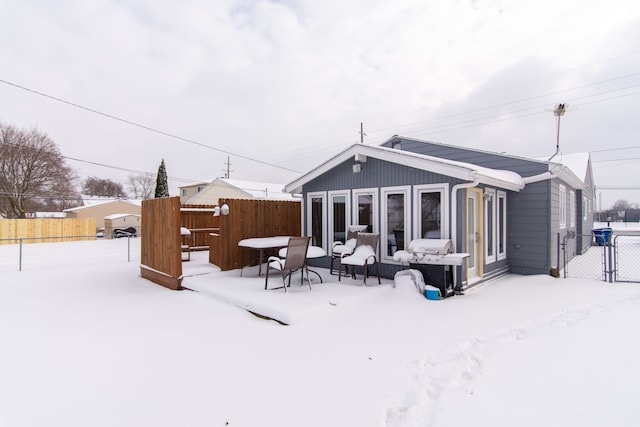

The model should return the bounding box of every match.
[451,177,480,290]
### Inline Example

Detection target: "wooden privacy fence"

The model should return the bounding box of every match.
[210,198,301,271]
[0,219,96,244]
[140,197,183,290]
[180,204,219,250]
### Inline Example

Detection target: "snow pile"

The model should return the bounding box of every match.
[1,240,639,426]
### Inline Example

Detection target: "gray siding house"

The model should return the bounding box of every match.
[284,136,595,288]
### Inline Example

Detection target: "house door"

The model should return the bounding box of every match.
[466,190,482,283]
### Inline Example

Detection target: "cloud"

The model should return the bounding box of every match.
[1,0,639,207]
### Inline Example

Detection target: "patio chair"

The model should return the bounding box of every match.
[265,236,312,292]
[338,232,381,285]
[330,225,368,275]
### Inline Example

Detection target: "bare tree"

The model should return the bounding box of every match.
[0,122,78,218]
[82,177,127,198]
[611,199,633,211]
[127,173,155,200]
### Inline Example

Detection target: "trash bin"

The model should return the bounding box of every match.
[592,228,613,246]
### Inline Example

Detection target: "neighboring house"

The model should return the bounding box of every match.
[179,178,297,204]
[284,135,595,288]
[64,199,142,231]
[104,213,142,238]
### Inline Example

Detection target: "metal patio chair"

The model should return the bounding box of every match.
[330,225,368,274]
[338,232,381,285]
[265,236,312,292]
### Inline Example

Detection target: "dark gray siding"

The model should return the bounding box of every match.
[383,137,549,177]
[507,181,552,275]
[303,157,462,193]
[303,157,465,279]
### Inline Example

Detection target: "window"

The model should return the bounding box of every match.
[307,192,326,249]
[570,191,575,227]
[181,189,187,197]
[381,186,411,261]
[413,184,449,240]
[559,185,566,229]
[352,188,378,234]
[484,189,496,264]
[197,186,204,193]
[497,191,506,261]
[328,191,350,244]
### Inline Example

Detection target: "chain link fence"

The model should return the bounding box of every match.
[612,234,640,282]
[562,232,640,283]
[562,240,606,281]
[0,235,140,273]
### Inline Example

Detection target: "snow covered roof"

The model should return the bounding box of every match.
[220,178,294,199]
[64,199,142,212]
[552,153,590,181]
[184,178,297,203]
[34,212,67,218]
[285,143,527,193]
[104,213,141,220]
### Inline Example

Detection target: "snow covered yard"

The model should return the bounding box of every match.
[1,239,639,427]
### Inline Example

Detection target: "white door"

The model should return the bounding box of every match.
[467,191,480,283]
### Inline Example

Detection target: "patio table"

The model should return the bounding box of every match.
[238,236,292,276]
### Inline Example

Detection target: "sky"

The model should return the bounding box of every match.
[1,234,639,426]
[1,0,640,209]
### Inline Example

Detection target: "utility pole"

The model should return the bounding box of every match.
[360,122,366,143]
[223,156,232,179]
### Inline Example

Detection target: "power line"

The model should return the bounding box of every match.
[0,78,302,174]
[590,145,640,153]
[592,157,640,163]
[3,72,640,178]
[63,155,198,184]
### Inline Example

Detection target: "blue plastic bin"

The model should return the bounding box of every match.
[592,228,613,246]
[424,285,441,300]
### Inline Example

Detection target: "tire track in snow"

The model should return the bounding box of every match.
[385,294,640,427]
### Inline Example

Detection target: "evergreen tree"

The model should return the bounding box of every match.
[154,158,170,198]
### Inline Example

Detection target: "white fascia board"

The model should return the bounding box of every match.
[285,144,475,193]
[285,144,526,193]
[474,172,525,191]
[553,166,584,189]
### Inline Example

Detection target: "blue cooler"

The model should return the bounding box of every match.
[424,285,441,300]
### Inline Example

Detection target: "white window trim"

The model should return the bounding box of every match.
[352,187,378,234]
[570,190,576,227]
[328,190,351,245]
[484,188,497,264]
[413,183,449,240]
[306,191,327,251]
[559,184,567,229]
[381,185,411,264]
[497,190,507,261]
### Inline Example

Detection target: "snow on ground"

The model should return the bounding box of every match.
[1,237,639,427]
